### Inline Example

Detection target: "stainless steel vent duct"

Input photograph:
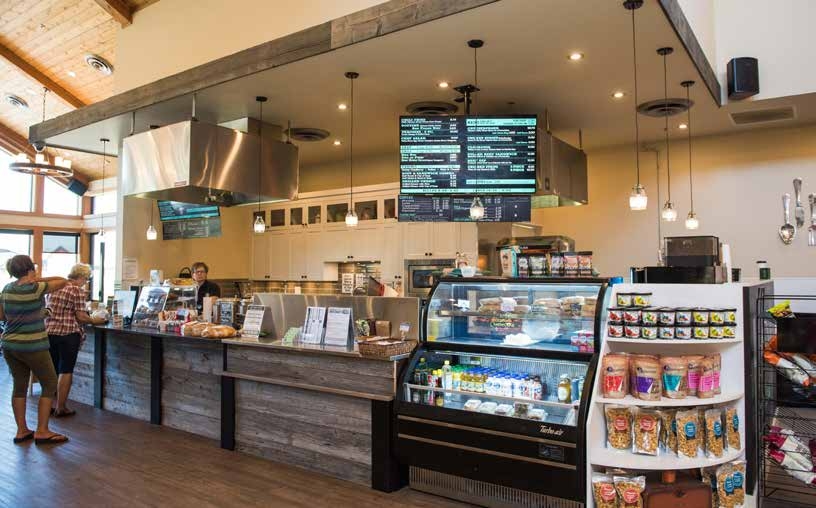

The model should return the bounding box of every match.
[120,120,298,206]
[533,130,588,208]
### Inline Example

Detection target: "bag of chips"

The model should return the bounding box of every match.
[659,409,678,455]
[613,475,646,508]
[704,408,724,458]
[632,407,661,456]
[591,474,618,508]
[605,405,633,451]
[676,408,701,458]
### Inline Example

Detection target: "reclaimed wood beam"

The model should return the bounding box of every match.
[29,0,499,146]
[0,43,86,109]
[94,0,133,27]
[0,121,35,157]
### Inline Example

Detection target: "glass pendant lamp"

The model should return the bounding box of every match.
[681,80,699,230]
[625,0,647,211]
[344,71,359,227]
[253,96,268,233]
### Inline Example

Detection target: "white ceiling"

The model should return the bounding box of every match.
[45,0,816,169]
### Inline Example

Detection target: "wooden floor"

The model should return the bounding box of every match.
[0,369,469,508]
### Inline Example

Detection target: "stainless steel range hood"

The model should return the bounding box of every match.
[532,130,588,208]
[121,120,298,206]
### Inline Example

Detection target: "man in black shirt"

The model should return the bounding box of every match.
[191,261,221,313]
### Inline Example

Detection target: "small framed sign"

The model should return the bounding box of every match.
[302,306,327,344]
[324,307,355,348]
[241,304,266,338]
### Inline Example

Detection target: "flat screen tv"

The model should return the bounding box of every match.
[400,114,537,195]
[157,201,221,222]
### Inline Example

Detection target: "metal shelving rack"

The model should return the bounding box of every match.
[756,293,816,507]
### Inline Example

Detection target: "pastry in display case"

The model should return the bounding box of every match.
[131,280,197,329]
[396,277,610,506]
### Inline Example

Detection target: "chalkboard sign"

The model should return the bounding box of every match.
[398,195,531,223]
[162,217,222,240]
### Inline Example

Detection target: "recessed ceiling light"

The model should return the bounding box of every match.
[333,140,342,146]
[612,91,626,99]
[438,81,449,89]
[679,123,688,129]
[568,52,584,61]
[337,103,348,110]
[67,70,76,78]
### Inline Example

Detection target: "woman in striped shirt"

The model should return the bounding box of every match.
[0,255,69,445]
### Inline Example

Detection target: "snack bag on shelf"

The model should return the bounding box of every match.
[605,405,633,451]
[676,408,701,458]
[697,357,717,398]
[725,405,741,451]
[731,460,746,506]
[632,407,661,456]
[708,353,722,395]
[613,475,646,508]
[686,355,705,397]
[632,355,661,401]
[767,446,816,485]
[698,408,707,455]
[700,466,719,508]
[659,409,678,455]
[790,353,816,381]
[601,354,629,399]
[765,425,815,470]
[768,300,795,319]
[715,463,739,508]
[704,408,725,458]
[660,356,688,399]
[591,474,618,508]
[764,350,812,387]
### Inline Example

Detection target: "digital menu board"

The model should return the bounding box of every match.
[158,201,221,222]
[400,115,537,195]
[398,195,531,223]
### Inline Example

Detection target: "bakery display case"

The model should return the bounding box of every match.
[130,282,197,329]
[396,277,609,506]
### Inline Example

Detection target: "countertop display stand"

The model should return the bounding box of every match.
[756,292,816,507]
[585,282,768,507]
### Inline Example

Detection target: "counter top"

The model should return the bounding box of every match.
[222,336,411,362]
[93,325,225,343]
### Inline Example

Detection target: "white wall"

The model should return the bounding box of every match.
[117,0,387,92]
[531,123,816,278]
[676,0,716,70]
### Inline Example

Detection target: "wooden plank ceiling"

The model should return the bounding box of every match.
[0,0,158,179]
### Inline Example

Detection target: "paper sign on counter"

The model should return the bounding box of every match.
[324,307,354,347]
[241,304,266,338]
[302,306,327,344]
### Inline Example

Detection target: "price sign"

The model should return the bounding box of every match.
[302,306,327,344]
[324,307,354,348]
[241,304,266,338]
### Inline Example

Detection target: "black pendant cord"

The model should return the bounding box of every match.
[101,138,108,232]
[473,46,478,114]
[662,52,671,201]
[258,100,263,213]
[631,7,640,186]
[686,84,694,213]
[349,77,354,205]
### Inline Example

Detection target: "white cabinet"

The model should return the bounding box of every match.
[304,231,329,280]
[321,228,352,262]
[401,222,478,260]
[430,223,459,258]
[350,226,383,262]
[288,232,307,280]
[251,232,270,280]
[380,224,403,282]
[266,231,290,280]
[402,223,432,258]
[458,223,479,263]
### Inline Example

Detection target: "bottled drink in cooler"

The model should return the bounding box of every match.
[533,376,544,400]
[434,371,444,406]
[557,374,572,403]
[442,361,452,390]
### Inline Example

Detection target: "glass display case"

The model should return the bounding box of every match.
[163,282,197,313]
[396,277,609,505]
[130,282,197,328]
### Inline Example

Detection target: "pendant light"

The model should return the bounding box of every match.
[681,80,699,230]
[624,0,647,211]
[464,39,485,220]
[658,47,678,222]
[344,72,359,227]
[98,138,109,242]
[253,96,268,234]
[9,88,73,177]
[146,202,158,240]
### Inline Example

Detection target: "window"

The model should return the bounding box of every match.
[90,231,116,302]
[43,177,81,216]
[41,232,79,278]
[92,192,117,215]
[0,229,33,287]
[0,150,34,212]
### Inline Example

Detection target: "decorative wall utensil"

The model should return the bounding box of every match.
[779,193,795,245]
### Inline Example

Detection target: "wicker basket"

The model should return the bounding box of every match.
[358,338,417,359]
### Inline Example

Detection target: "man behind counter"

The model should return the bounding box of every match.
[191,262,221,312]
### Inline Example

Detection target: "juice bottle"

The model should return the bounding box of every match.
[557,374,572,403]
[425,370,437,405]
[413,358,427,385]
[434,371,444,406]
[462,368,471,392]
[534,376,544,400]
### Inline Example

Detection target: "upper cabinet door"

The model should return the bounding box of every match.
[251,232,270,280]
[430,223,459,259]
[402,223,432,258]
[350,225,383,262]
[381,223,403,281]
[321,228,353,262]
[458,222,479,258]
[266,231,290,280]
[288,232,307,279]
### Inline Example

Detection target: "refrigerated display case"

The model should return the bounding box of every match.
[396,277,609,507]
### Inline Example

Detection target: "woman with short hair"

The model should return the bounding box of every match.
[46,263,107,417]
[0,255,69,444]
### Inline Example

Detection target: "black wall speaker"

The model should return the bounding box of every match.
[727,57,759,100]
[65,178,88,196]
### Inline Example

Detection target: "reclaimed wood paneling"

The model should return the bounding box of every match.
[161,338,222,440]
[103,332,150,421]
[227,346,397,399]
[68,330,96,406]
[235,379,373,485]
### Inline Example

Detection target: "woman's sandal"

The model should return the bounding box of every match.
[34,433,69,445]
[13,432,34,444]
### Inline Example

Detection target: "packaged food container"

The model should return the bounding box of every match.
[607,308,624,324]
[659,326,676,339]
[693,326,710,339]
[548,253,564,276]
[578,252,593,277]
[641,307,659,325]
[608,324,624,338]
[675,325,693,340]
[725,308,737,325]
[722,324,736,339]
[641,325,659,339]
[616,293,633,307]
[692,308,710,325]
[709,309,726,325]
[624,325,641,339]
[676,308,693,325]
[709,326,724,339]
[658,308,676,326]
[631,293,652,308]
[623,308,642,324]
[563,252,579,277]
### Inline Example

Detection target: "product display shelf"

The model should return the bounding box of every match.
[404,383,578,409]
[605,337,742,345]
[435,310,594,321]
[595,391,744,407]
[585,283,754,508]
[591,447,745,471]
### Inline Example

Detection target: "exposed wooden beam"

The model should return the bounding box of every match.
[0,43,86,109]
[93,0,133,27]
[0,121,35,157]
